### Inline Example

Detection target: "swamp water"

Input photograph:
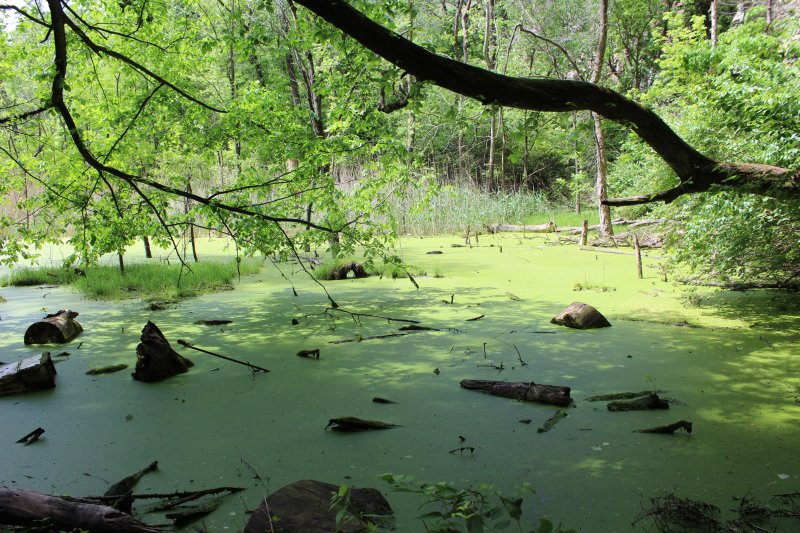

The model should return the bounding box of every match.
[1,234,799,532]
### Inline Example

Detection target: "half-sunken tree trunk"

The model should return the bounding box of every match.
[132,322,193,382]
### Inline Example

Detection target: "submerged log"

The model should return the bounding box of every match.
[537,410,568,433]
[16,427,45,445]
[132,322,193,383]
[636,420,693,434]
[607,393,669,411]
[0,352,57,396]
[24,310,83,345]
[244,479,392,533]
[0,488,163,532]
[86,364,129,376]
[586,390,663,402]
[105,461,159,513]
[551,302,611,329]
[165,497,221,525]
[325,417,399,431]
[296,349,320,359]
[460,379,572,407]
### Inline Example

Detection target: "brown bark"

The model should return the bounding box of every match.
[24,309,83,345]
[0,353,57,396]
[460,379,573,407]
[132,321,193,382]
[0,488,162,532]
[551,302,611,329]
[290,0,800,204]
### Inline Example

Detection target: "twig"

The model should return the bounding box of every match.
[177,339,269,373]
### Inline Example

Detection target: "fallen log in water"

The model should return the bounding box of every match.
[24,310,83,345]
[607,393,669,411]
[636,420,693,434]
[460,379,572,407]
[0,488,163,532]
[105,461,159,512]
[86,364,129,376]
[537,410,568,433]
[586,391,664,402]
[486,222,556,234]
[325,417,399,432]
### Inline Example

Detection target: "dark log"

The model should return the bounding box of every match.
[607,393,669,411]
[16,427,45,445]
[132,322,193,383]
[24,309,83,345]
[0,488,163,532]
[244,479,392,533]
[193,319,233,325]
[164,497,221,525]
[372,397,396,404]
[105,461,159,513]
[537,410,568,433]
[551,302,611,329]
[460,379,572,407]
[324,416,399,431]
[86,364,129,375]
[320,261,369,280]
[586,390,663,402]
[636,420,693,434]
[0,352,57,396]
[296,349,320,359]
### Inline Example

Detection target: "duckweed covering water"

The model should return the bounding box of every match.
[1,234,799,532]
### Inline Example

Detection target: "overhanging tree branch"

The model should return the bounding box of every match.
[291,0,800,204]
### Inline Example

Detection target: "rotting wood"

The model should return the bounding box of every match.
[586,391,664,402]
[105,461,159,513]
[24,309,83,345]
[177,339,269,373]
[86,364,129,376]
[16,427,45,445]
[634,235,643,279]
[164,497,221,525]
[144,487,245,513]
[193,319,233,326]
[607,393,669,411]
[0,488,163,532]
[325,416,399,432]
[537,410,568,433]
[460,379,573,407]
[296,349,320,359]
[132,322,193,382]
[245,479,392,533]
[0,352,57,396]
[579,219,588,246]
[398,324,439,331]
[636,420,693,434]
[320,261,369,280]
[448,446,475,455]
[466,314,485,321]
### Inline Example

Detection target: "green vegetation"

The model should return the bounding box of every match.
[2,260,262,301]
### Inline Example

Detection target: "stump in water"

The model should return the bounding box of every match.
[320,262,369,280]
[460,379,573,407]
[132,322,193,382]
[244,480,392,533]
[551,302,611,329]
[24,310,83,344]
[0,353,57,396]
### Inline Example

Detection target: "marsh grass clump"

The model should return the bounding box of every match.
[3,260,262,301]
[3,267,80,287]
[573,280,616,292]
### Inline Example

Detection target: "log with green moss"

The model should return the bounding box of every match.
[460,379,573,407]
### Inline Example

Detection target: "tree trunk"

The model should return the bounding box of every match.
[142,236,152,258]
[710,0,718,47]
[590,0,612,236]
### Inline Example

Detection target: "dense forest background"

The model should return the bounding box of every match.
[1,0,798,283]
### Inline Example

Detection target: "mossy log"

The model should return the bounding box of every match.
[24,310,83,345]
[0,488,162,532]
[0,353,57,396]
[244,479,392,533]
[320,262,369,280]
[325,416,399,431]
[551,302,611,329]
[537,410,568,433]
[607,393,669,411]
[132,322,193,383]
[460,379,573,407]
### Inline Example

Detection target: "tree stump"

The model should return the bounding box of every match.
[320,262,369,280]
[244,480,392,533]
[0,353,57,396]
[132,322,193,383]
[24,310,83,345]
[551,302,611,329]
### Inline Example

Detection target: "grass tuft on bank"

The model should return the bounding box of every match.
[2,259,263,301]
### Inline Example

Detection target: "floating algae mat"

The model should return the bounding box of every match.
[1,234,799,531]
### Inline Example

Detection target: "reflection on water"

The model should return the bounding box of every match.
[1,235,799,532]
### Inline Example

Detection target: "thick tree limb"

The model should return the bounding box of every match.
[292,0,800,203]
